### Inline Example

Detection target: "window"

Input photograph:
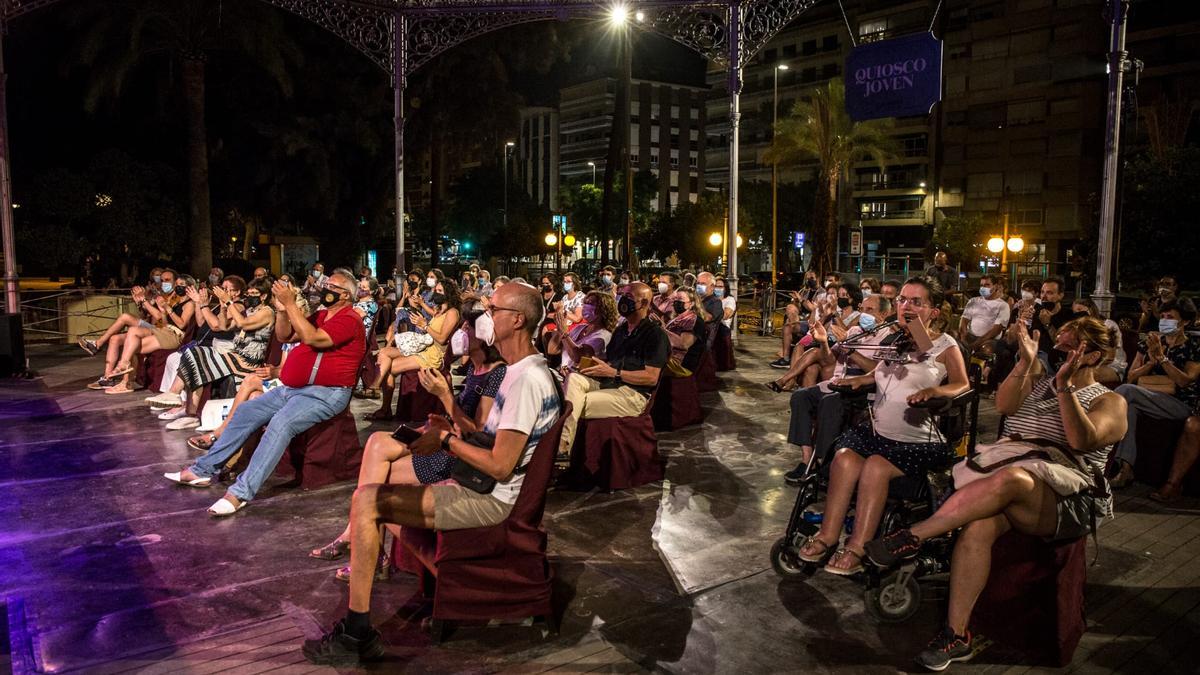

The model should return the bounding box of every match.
[900,134,928,157]
[971,70,1005,90]
[859,18,887,38]
[948,43,971,60]
[650,154,659,167]
[802,39,817,56]
[689,176,699,192]
[801,67,816,83]
[1006,99,1045,125]
[1049,98,1079,115]
[974,37,1009,59]
[688,155,698,167]
[1014,64,1051,84]
[966,172,1004,198]
[968,104,1007,130]
[670,156,679,168]
[630,153,639,164]
[946,110,968,127]
[822,35,839,51]
[972,2,1005,22]
[1013,209,1043,224]
[1006,170,1043,194]
[782,44,796,58]
[763,49,777,64]
[821,63,840,79]
[1011,138,1047,155]
[966,142,999,159]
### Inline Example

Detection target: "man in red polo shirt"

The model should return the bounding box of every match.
[165,271,365,516]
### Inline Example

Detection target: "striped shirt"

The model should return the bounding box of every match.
[485,353,561,505]
[1002,376,1114,478]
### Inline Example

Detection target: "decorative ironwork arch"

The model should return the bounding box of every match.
[0,0,818,317]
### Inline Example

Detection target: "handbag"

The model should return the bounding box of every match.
[450,431,499,494]
[395,330,433,356]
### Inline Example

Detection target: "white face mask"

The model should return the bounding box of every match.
[426,277,437,288]
[1021,290,1035,301]
[450,328,469,356]
[474,311,496,346]
[860,288,872,297]
[658,282,669,295]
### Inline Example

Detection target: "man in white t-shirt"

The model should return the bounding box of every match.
[958,274,1010,354]
[304,282,560,665]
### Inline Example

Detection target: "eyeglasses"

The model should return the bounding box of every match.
[896,296,930,308]
[487,305,521,316]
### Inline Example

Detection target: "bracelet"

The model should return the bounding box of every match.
[440,432,456,454]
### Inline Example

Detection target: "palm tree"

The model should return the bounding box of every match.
[766,79,898,275]
[69,0,302,276]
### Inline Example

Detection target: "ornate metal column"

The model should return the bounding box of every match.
[0,22,19,315]
[393,11,407,275]
[1093,0,1131,317]
[725,1,741,341]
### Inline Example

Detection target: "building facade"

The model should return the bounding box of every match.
[517,106,560,211]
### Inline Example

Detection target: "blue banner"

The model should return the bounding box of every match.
[845,32,943,121]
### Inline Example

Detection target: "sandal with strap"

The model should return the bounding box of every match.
[1150,481,1182,503]
[334,551,391,582]
[824,547,865,576]
[310,539,351,561]
[797,536,836,564]
[188,433,218,452]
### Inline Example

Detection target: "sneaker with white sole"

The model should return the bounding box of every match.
[147,392,184,406]
[157,407,188,421]
[165,416,200,430]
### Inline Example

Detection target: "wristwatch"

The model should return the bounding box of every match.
[614,368,622,382]
[440,431,456,454]
[1059,383,1079,396]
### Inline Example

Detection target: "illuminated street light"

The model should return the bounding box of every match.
[610,5,629,26]
[563,234,577,247]
[918,181,927,188]
[1007,236,1025,253]
[709,232,723,247]
[545,233,558,247]
[777,63,789,71]
[987,237,1005,254]
[635,10,645,22]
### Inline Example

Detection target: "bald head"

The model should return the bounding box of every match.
[494,281,543,335]
[628,281,653,304]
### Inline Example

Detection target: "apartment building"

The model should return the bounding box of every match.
[517,106,560,211]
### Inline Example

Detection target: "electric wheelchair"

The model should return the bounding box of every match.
[770,366,981,622]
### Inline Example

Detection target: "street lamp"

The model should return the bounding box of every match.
[609,4,629,26]
[502,141,515,229]
[545,233,558,247]
[771,63,788,287]
[587,161,596,185]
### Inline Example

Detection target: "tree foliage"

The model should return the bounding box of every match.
[927,215,987,269]
[766,79,898,275]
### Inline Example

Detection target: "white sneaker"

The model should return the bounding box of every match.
[147,392,183,406]
[165,416,200,430]
[158,407,187,421]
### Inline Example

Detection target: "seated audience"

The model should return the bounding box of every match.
[364,279,461,419]
[769,293,892,393]
[781,295,894,481]
[302,282,559,665]
[302,262,327,308]
[880,280,901,304]
[796,278,968,575]
[859,277,881,298]
[662,286,709,373]
[557,282,670,457]
[309,300,507,580]
[1109,300,1200,487]
[865,317,1127,671]
[958,274,1011,355]
[1138,275,1195,332]
[774,270,822,367]
[81,270,196,394]
[716,276,736,328]
[1150,410,1200,502]
[546,290,617,376]
[652,272,678,320]
[163,272,366,515]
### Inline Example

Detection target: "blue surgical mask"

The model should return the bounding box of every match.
[859,313,877,332]
[695,283,708,295]
[714,288,725,298]
[979,286,992,298]
[1158,318,1179,335]
[161,282,173,293]
[563,281,574,292]
[860,288,872,297]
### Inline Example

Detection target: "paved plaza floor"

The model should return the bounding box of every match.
[2,336,1198,674]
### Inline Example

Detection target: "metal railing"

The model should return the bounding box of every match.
[8,288,138,344]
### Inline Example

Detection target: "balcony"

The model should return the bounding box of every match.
[858,209,926,226]
[854,179,927,191]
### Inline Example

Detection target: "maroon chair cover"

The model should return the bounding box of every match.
[394,348,452,423]
[274,407,363,489]
[567,393,663,491]
[396,403,573,632]
[264,335,284,368]
[1131,414,1196,494]
[713,325,737,371]
[695,350,721,392]
[651,373,705,431]
[973,531,1088,667]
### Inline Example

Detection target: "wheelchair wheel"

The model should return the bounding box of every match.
[864,570,921,623]
[770,536,810,578]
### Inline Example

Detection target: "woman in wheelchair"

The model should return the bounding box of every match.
[864,317,1126,671]
[797,277,970,575]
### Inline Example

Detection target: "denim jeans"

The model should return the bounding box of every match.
[189,384,351,502]
[1112,383,1192,466]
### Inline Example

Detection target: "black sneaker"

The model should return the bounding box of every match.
[769,357,791,369]
[865,528,921,568]
[916,625,974,671]
[783,462,808,486]
[302,619,386,665]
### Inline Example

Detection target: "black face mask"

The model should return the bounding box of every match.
[541,284,553,294]
[1037,300,1059,312]
[175,286,188,297]
[837,297,852,309]
[243,296,262,309]
[805,279,817,289]
[320,290,341,307]
[617,295,637,316]
[429,292,447,307]
[673,300,687,315]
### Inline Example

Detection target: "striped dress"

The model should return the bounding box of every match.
[178,307,275,391]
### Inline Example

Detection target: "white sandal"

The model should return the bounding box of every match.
[163,471,212,487]
[208,497,248,517]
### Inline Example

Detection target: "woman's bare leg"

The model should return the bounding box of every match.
[909,467,1058,543]
[842,455,904,551]
[799,448,865,556]
[95,313,139,348]
[319,432,413,549]
[1155,415,1200,499]
[104,333,126,376]
[775,348,818,388]
[945,514,1011,635]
